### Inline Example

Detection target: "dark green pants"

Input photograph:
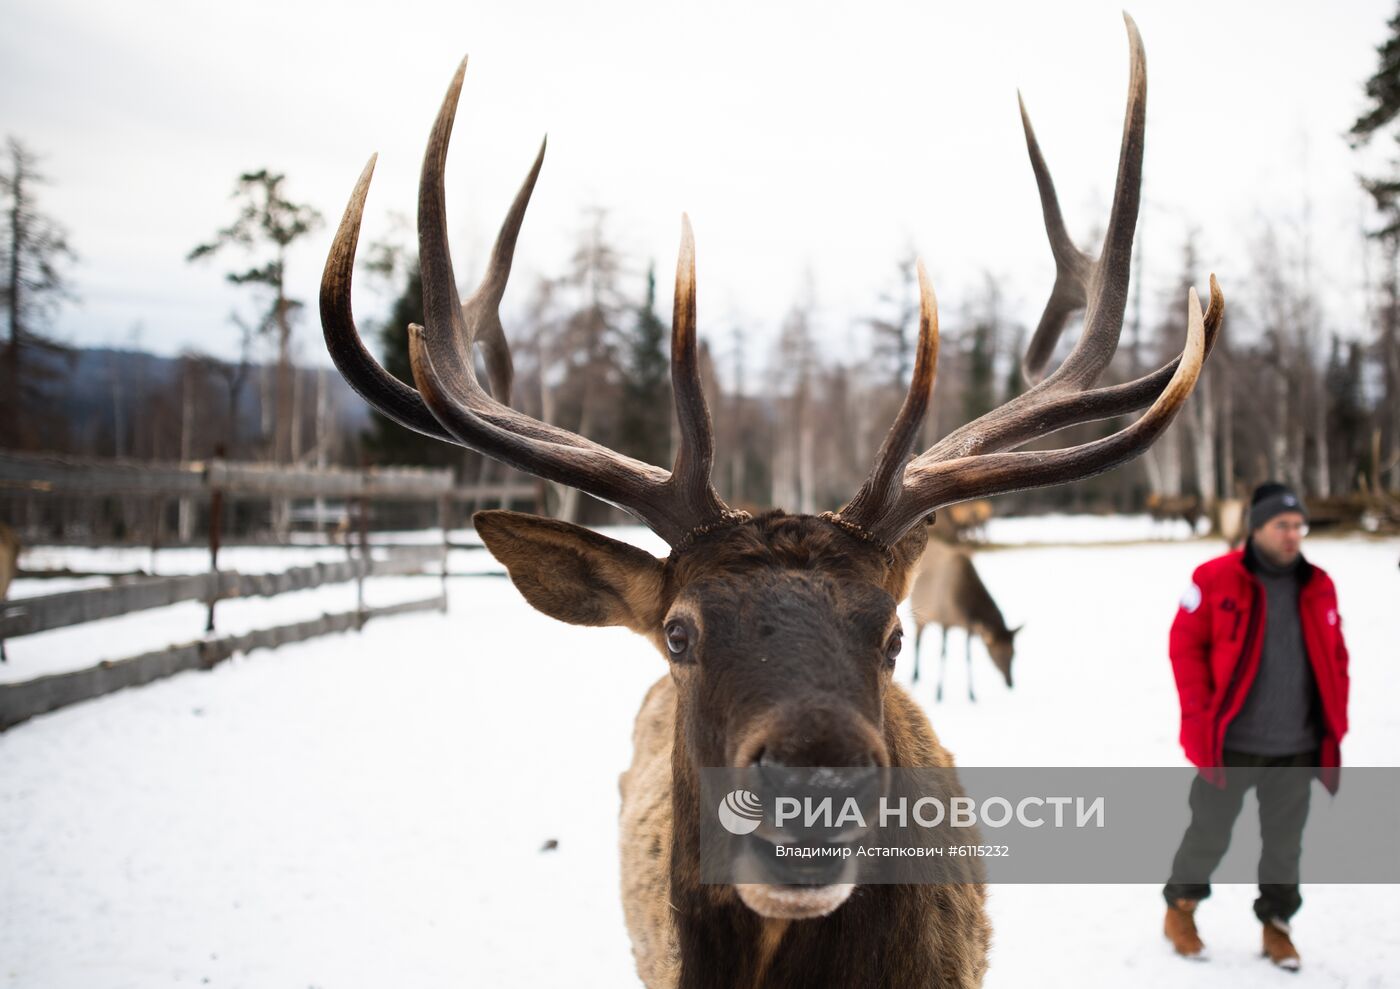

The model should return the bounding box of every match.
[1163,749,1317,923]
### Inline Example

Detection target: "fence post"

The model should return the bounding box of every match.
[356,463,369,628]
[206,449,224,634]
[438,495,450,612]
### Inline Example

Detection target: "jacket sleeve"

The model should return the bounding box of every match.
[1334,601,1350,740]
[1168,565,1215,766]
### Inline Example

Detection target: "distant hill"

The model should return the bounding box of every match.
[24,345,372,459]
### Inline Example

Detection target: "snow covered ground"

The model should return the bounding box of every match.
[1,521,1396,987]
[982,511,1202,544]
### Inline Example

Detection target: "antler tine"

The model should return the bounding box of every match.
[838,14,1222,548]
[1017,91,1093,386]
[867,284,1212,546]
[320,153,455,442]
[408,60,625,446]
[1041,11,1147,391]
[353,56,741,546]
[836,261,940,531]
[896,14,1149,469]
[919,274,1222,463]
[668,216,745,527]
[460,136,547,407]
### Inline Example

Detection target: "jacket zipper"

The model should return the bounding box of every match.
[1213,579,1263,765]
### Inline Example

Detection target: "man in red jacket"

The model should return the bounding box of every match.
[1161,482,1350,971]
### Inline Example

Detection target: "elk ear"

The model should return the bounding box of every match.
[473,510,666,633]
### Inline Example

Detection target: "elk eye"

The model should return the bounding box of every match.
[884,630,903,667]
[665,620,690,657]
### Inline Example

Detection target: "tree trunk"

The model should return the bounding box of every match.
[798,413,817,514]
[178,371,195,542]
[1313,369,1331,497]
[1220,354,1235,496]
[1188,368,1218,509]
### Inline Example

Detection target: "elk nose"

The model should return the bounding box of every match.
[739,703,890,770]
[754,747,878,769]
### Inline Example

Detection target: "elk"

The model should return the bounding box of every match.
[1214,496,1246,548]
[321,15,1221,987]
[1145,492,1203,533]
[0,522,19,662]
[932,500,993,544]
[908,540,1019,702]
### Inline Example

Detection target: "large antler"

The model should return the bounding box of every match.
[321,57,745,546]
[836,13,1224,547]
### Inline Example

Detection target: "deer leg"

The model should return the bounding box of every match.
[936,626,949,702]
[912,622,925,683]
[0,639,6,662]
[966,631,977,703]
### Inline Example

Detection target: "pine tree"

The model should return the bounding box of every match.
[1325,334,1367,492]
[1,137,76,449]
[1351,1,1400,237]
[1351,2,1400,489]
[618,264,672,467]
[360,259,461,467]
[187,170,321,464]
[961,276,1002,424]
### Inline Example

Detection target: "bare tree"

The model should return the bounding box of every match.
[552,208,627,522]
[771,280,819,513]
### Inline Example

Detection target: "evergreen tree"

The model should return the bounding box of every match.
[1352,3,1400,488]
[1002,326,1026,405]
[618,264,672,466]
[962,318,997,424]
[961,276,1003,424]
[360,258,461,467]
[1351,1,1400,239]
[187,170,321,464]
[1,137,76,449]
[1325,334,1367,491]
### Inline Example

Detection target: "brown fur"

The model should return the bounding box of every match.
[933,501,993,543]
[0,523,18,601]
[1146,493,1203,530]
[478,508,990,988]
[1214,497,1246,548]
[0,523,18,662]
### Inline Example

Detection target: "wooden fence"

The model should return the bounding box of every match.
[0,454,521,731]
[0,594,445,731]
[0,545,445,639]
[0,542,450,731]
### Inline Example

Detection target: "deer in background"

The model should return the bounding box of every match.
[909,540,1020,702]
[320,15,1220,987]
[0,522,19,662]
[930,499,994,543]
[1214,496,1246,548]
[1146,492,1203,533]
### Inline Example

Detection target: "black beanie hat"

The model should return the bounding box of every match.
[1249,481,1308,531]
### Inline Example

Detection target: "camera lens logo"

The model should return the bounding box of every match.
[718,789,764,836]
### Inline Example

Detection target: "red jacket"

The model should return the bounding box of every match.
[1168,546,1349,793]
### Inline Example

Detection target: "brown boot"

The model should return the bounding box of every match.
[1164,898,1206,959]
[1262,917,1301,971]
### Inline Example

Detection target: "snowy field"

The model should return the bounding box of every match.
[1,520,1397,987]
[982,511,1201,544]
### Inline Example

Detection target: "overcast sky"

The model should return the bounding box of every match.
[2,0,1394,379]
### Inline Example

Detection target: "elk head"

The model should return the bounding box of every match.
[984,624,1022,688]
[322,13,1221,921]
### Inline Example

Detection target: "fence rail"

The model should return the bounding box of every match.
[0,451,535,502]
[0,545,446,639]
[0,454,485,731]
[0,594,446,731]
